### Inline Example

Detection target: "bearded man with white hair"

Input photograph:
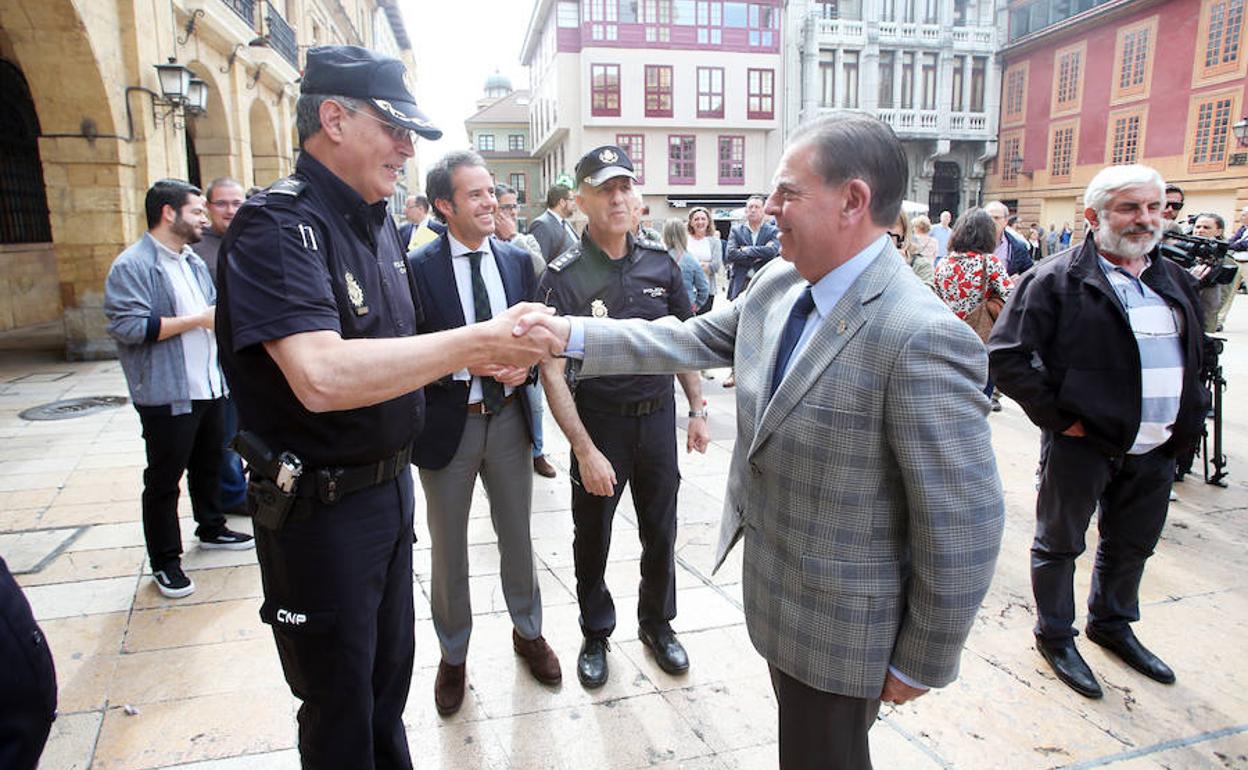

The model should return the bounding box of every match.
[988,164,1209,700]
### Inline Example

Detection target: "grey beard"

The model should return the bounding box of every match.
[1096,220,1159,261]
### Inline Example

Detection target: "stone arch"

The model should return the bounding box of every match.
[0,0,128,354]
[186,61,237,187]
[249,97,282,187]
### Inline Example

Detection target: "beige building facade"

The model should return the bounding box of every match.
[465,75,545,230]
[0,0,417,357]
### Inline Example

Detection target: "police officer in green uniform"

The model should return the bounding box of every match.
[539,146,710,689]
[215,46,558,770]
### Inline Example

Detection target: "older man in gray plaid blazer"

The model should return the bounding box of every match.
[520,114,1004,769]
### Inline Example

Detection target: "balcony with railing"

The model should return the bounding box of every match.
[221,0,255,26]
[873,108,990,140]
[264,2,297,67]
[811,17,867,43]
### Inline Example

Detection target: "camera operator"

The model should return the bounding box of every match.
[1191,214,1229,332]
[988,164,1209,700]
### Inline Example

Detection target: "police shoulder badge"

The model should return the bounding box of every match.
[590,299,609,318]
[345,271,369,316]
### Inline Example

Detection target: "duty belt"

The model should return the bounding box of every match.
[295,444,413,504]
[576,394,668,417]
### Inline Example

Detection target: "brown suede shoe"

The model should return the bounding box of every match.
[513,629,562,684]
[533,455,557,478]
[434,659,466,716]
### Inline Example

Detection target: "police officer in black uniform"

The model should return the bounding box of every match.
[215,46,558,770]
[539,146,710,689]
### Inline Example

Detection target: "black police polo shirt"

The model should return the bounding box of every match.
[216,152,424,468]
[538,232,691,405]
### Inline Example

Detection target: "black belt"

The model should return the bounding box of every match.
[576,394,668,417]
[294,444,412,505]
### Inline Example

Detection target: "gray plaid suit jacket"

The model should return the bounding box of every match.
[579,247,1004,698]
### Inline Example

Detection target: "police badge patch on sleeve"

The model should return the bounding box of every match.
[345,271,369,316]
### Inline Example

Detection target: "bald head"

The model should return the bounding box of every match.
[985,201,1009,241]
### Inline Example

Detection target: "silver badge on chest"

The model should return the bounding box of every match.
[591,299,609,318]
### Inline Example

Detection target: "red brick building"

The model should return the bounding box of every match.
[984,0,1248,238]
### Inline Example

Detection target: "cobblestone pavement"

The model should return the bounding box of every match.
[2,310,1246,770]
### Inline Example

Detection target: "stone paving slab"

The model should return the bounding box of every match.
[3,308,1248,768]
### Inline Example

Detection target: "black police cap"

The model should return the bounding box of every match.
[301,45,442,140]
[575,145,636,188]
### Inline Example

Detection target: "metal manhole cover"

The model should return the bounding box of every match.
[19,396,129,421]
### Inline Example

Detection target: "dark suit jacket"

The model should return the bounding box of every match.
[408,234,537,470]
[725,222,781,299]
[1003,229,1033,276]
[528,210,577,263]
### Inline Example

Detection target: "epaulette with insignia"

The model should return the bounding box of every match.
[548,247,582,273]
[636,238,666,252]
[265,176,308,204]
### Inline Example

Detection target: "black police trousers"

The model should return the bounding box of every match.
[571,399,679,639]
[255,471,415,770]
[0,556,57,770]
[1032,432,1174,643]
[136,399,229,571]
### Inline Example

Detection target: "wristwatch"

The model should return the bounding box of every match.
[688,409,708,419]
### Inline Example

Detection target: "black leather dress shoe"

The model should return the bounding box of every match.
[1036,638,1103,698]
[639,626,690,675]
[1086,626,1176,684]
[577,637,609,689]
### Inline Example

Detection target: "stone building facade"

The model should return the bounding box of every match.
[783,0,1001,218]
[0,0,417,357]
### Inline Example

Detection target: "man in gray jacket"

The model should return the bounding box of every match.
[104,179,253,600]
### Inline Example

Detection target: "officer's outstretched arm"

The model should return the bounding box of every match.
[540,357,617,496]
[266,304,557,413]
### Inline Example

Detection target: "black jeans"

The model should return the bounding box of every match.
[1032,432,1174,642]
[571,399,679,638]
[769,664,880,770]
[136,399,229,570]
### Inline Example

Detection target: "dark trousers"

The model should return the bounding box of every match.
[255,471,415,770]
[1032,432,1174,642]
[571,399,679,638]
[769,665,880,770]
[0,556,57,770]
[137,399,229,570]
[219,396,247,510]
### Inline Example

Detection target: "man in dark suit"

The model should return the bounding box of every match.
[725,195,781,300]
[986,200,1033,277]
[409,151,562,717]
[528,184,578,263]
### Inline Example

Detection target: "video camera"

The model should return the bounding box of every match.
[1160,233,1239,285]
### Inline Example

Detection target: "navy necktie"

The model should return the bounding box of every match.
[467,251,505,414]
[770,286,816,397]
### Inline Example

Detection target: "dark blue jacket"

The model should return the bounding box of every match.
[1004,229,1033,276]
[408,233,537,469]
[725,221,781,299]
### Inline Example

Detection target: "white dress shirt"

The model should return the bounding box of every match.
[448,234,513,402]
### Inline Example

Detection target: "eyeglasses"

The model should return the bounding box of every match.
[498,204,519,212]
[340,103,413,143]
[209,200,243,210]
[1164,200,1184,211]
[888,231,905,246]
